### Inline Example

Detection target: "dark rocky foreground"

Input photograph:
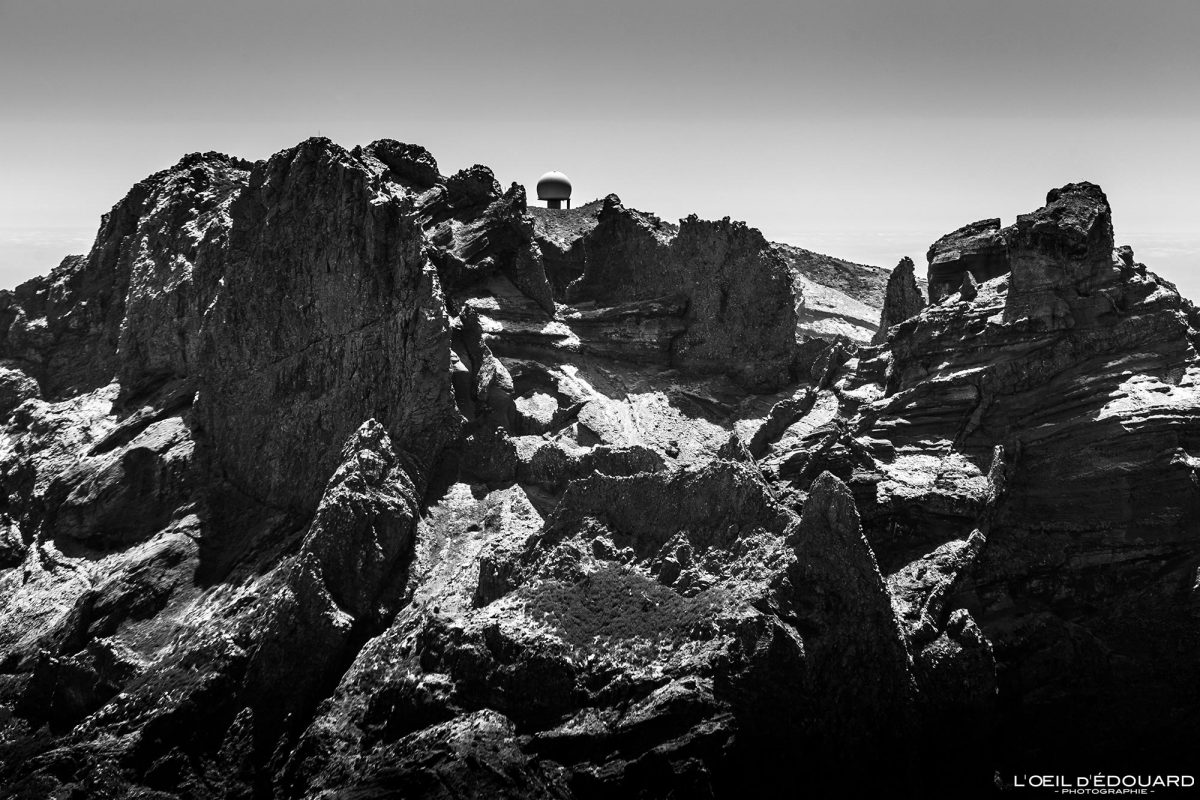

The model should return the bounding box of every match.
[0,138,1197,798]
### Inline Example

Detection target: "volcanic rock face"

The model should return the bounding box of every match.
[872,181,1200,772]
[0,153,252,400]
[1,143,1198,799]
[926,216,1010,303]
[552,195,800,391]
[196,140,457,522]
[872,256,925,344]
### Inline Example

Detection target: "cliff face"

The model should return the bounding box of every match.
[866,183,1200,770]
[0,143,1197,798]
[559,195,800,391]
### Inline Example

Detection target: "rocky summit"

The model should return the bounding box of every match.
[0,139,1196,798]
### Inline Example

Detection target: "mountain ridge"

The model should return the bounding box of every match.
[0,137,1196,798]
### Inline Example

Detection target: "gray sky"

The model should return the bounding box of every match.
[2,0,1198,295]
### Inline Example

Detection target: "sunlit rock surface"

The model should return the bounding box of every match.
[0,143,1197,798]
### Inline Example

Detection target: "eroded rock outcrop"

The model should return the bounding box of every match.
[926,216,1011,304]
[195,138,457,521]
[0,153,251,401]
[1,145,1198,799]
[842,181,1200,774]
[554,195,800,390]
[242,421,422,748]
[872,256,925,344]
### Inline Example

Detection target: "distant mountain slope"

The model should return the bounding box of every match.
[773,241,892,307]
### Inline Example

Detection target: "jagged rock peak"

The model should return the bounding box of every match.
[195,134,457,518]
[594,191,671,237]
[563,196,798,390]
[446,164,502,207]
[172,149,255,171]
[124,151,255,193]
[361,138,440,188]
[926,217,1009,304]
[1116,243,1136,269]
[1012,181,1113,272]
[1004,180,1118,325]
[504,180,529,212]
[1045,179,1108,208]
[925,181,1117,309]
[872,256,925,344]
[0,147,253,399]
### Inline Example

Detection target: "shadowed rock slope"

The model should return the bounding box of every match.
[0,141,1196,799]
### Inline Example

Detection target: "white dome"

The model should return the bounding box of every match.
[537,171,572,200]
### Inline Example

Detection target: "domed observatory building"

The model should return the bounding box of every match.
[537,171,572,209]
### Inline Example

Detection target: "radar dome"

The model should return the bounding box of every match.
[537,171,572,207]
